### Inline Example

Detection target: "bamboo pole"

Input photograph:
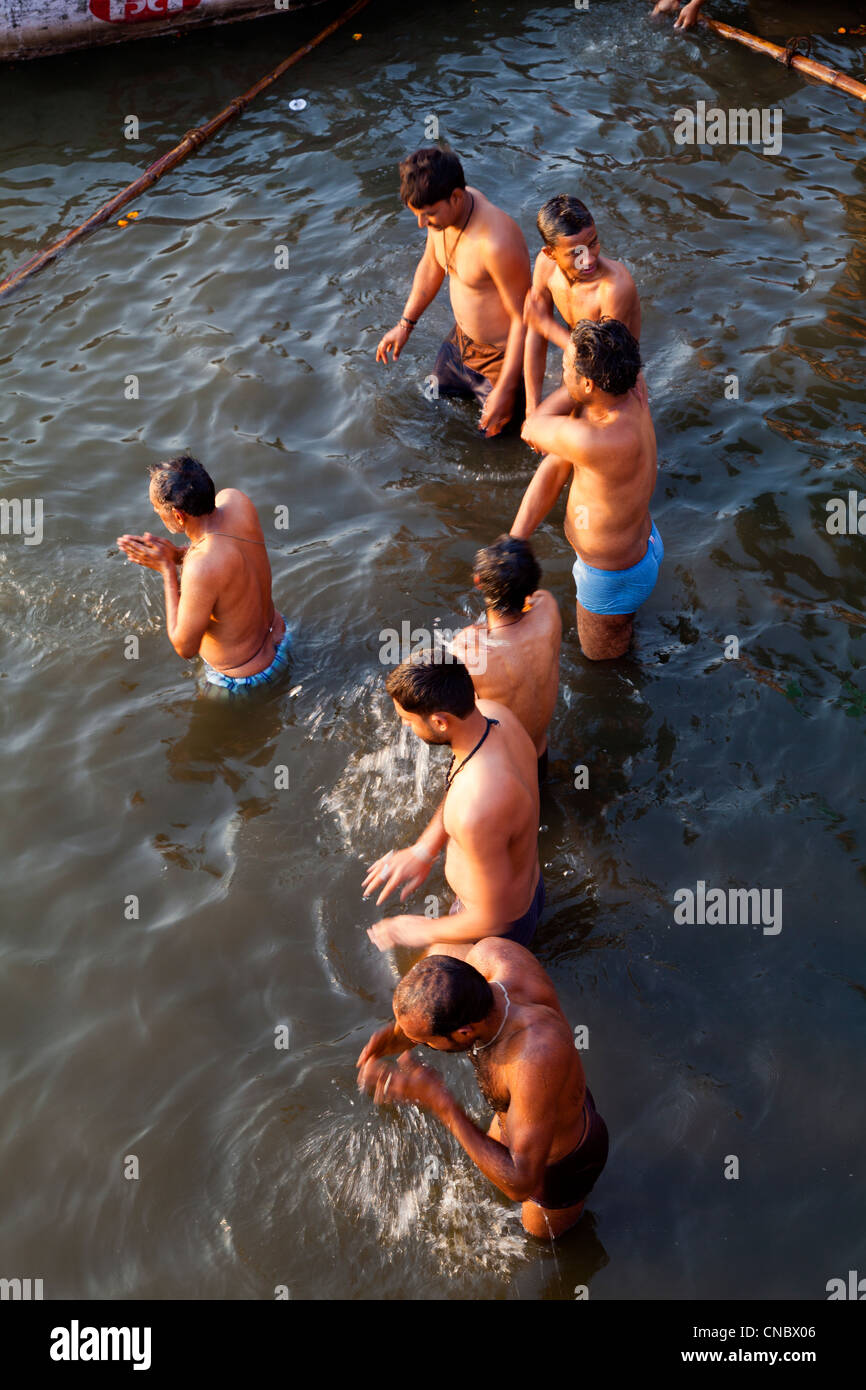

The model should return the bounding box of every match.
[698,17,866,102]
[0,0,372,302]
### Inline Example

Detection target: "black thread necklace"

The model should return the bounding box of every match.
[442,192,475,276]
[445,716,499,789]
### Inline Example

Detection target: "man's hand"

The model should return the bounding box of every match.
[117,532,179,571]
[520,415,544,455]
[674,0,703,26]
[651,0,703,27]
[375,322,412,364]
[358,1055,451,1115]
[367,915,433,951]
[356,1023,407,1069]
[479,382,515,438]
[363,845,433,906]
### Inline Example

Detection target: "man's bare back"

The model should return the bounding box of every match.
[560,379,657,571]
[118,457,284,682]
[357,937,608,1237]
[442,698,540,922]
[364,666,542,952]
[452,591,561,756]
[513,319,662,660]
[465,936,586,1163]
[184,490,283,677]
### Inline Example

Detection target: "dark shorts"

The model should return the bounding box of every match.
[533,1088,609,1210]
[449,872,545,951]
[537,748,549,786]
[431,325,525,430]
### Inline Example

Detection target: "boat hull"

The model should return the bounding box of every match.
[0,0,328,61]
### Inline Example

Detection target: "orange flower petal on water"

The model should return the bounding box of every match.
[117,218,128,227]
[353,32,362,40]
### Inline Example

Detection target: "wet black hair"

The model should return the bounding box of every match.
[385,650,476,719]
[394,956,495,1036]
[568,316,642,396]
[399,147,466,208]
[148,454,216,516]
[473,535,541,615]
[537,194,594,246]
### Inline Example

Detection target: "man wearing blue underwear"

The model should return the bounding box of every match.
[117,454,289,696]
[510,318,661,661]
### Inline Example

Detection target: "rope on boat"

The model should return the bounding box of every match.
[0,0,373,303]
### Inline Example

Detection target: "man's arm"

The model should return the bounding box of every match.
[478,234,531,436]
[510,446,573,541]
[437,1051,562,1201]
[159,553,218,660]
[524,268,572,414]
[523,261,555,415]
[356,1021,414,1068]
[367,798,521,950]
[375,234,446,364]
[360,1046,564,1203]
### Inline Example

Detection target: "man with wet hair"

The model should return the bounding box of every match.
[117,454,289,695]
[512,318,661,661]
[363,651,543,952]
[450,536,561,783]
[356,938,609,1239]
[524,194,640,415]
[375,147,531,437]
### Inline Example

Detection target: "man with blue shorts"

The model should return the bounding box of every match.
[117,454,289,697]
[511,318,661,660]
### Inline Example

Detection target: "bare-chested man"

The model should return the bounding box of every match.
[524,195,640,416]
[450,536,561,784]
[117,454,289,696]
[363,652,543,952]
[375,147,531,437]
[356,939,609,1238]
[512,318,661,662]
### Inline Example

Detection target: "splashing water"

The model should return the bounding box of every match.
[301,1103,530,1284]
[319,680,433,850]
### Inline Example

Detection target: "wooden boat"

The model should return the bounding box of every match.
[0,0,327,61]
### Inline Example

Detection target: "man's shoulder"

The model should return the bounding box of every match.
[466,934,532,978]
[555,412,596,453]
[529,589,563,632]
[475,696,523,731]
[532,250,554,285]
[600,257,638,303]
[450,624,487,670]
[474,190,528,252]
[216,488,263,533]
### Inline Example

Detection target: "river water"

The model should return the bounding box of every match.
[0,0,864,1301]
